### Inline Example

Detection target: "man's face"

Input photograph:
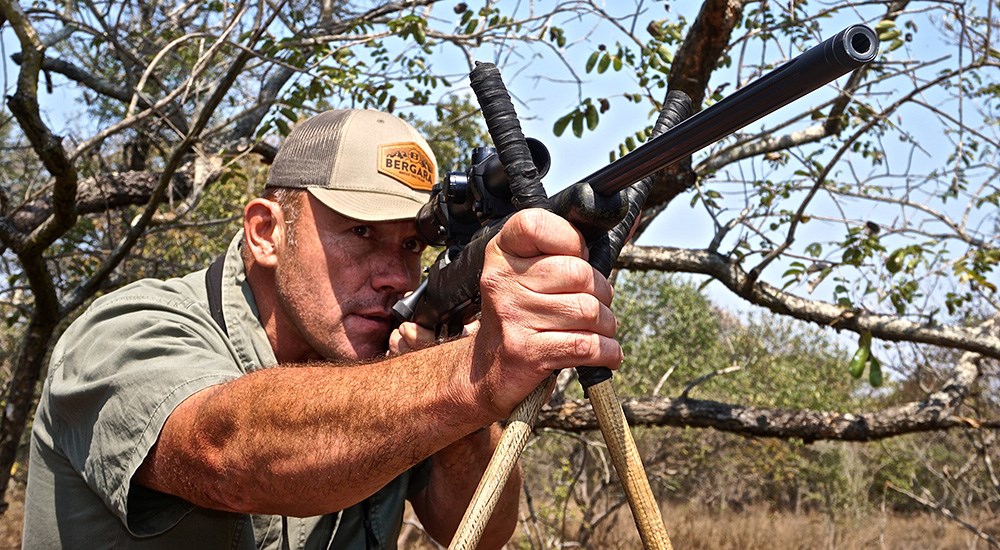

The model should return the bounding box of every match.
[274,193,426,362]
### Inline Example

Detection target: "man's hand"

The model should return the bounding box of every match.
[389,321,436,354]
[390,320,480,354]
[471,209,622,417]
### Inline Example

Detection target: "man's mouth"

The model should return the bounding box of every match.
[349,311,393,332]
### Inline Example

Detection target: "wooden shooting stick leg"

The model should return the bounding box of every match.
[449,376,555,550]
[450,374,671,550]
[588,379,672,550]
[451,61,673,549]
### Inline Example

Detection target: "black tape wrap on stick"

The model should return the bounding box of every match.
[469,62,550,211]
[598,90,693,273]
[577,90,693,391]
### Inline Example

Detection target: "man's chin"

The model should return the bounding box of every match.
[353,344,389,362]
[342,335,390,362]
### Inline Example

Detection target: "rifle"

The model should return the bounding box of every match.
[394,24,879,549]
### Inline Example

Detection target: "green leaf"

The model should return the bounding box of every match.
[847,331,872,379]
[874,20,896,33]
[657,44,673,64]
[782,266,803,278]
[586,51,599,73]
[597,54,611,74]
[886,249,903,273]
[868,355,883,387]
[585,104,598,130]
[879,28,901,41]
[275,118,291,136]
[553,113,573,136]
[572,112,584,137]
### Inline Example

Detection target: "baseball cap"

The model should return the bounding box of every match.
[266,109,438,222]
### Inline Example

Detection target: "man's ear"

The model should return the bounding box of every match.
[243,198,287,269]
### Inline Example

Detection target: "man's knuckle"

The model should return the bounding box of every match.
[570,261,593,286]
[575,295,600,324]
[573,333,597,358]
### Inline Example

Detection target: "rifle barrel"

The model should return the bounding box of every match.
[578,24,878,197]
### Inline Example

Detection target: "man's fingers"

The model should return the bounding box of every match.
[493,209,587,260]
[389,322,437,354]
[524,332,623,371]
[511,294,617,338]
[504,255,614,306]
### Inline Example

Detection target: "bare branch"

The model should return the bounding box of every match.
[538,350,990,441]
[5,170,193,235]
[631,1,748,239]
[887,483,1000,548]
[679,364,742,399]
[698,123,830,173]
[60,1,276,314]
[0,0,77,255]
[617,245,1000,359]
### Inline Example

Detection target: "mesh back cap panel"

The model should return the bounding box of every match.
[266,109,437,222]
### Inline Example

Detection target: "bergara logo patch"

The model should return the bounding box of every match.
[378,142,435,191]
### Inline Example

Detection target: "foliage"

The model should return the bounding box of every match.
[521,274,999,546]
[609,271,861,410]
[610,271,727,397]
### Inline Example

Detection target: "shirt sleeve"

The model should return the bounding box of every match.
[45,281,244,536]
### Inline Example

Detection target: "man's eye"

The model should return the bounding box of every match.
[403,238,427,254]
[352,225,373,238]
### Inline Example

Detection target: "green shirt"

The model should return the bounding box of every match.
[23,234,425,549]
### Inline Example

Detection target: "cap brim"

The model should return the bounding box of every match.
[307,187,425,222]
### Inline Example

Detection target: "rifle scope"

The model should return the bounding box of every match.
[415,138,551,246]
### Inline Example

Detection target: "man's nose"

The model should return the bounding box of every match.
[370,250,416,292]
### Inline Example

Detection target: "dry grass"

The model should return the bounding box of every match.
[573,503,1000,550]
[4,488,997,549]
[402,502,1000,549]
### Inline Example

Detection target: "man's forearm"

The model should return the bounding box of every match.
[413,424,521,548]
[136,338,498,516]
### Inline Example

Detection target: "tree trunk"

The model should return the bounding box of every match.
[0,314,56,511]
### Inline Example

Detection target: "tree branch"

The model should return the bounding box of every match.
[886,483,1000,548]
[635,0,747,238]
[6,170,193,235]
[538,350,991,441]
[617,245,1000,359]
[698,123,829,173]
[0,0,77,256]
[11,52,132,103]
[824,1,910,135]
[60,1,274,314]
[7,53,191,136]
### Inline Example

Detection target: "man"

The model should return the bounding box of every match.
[22,109,622,548]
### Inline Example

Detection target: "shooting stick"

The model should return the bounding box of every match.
[449,65,683,550]
[445,24,879,549]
